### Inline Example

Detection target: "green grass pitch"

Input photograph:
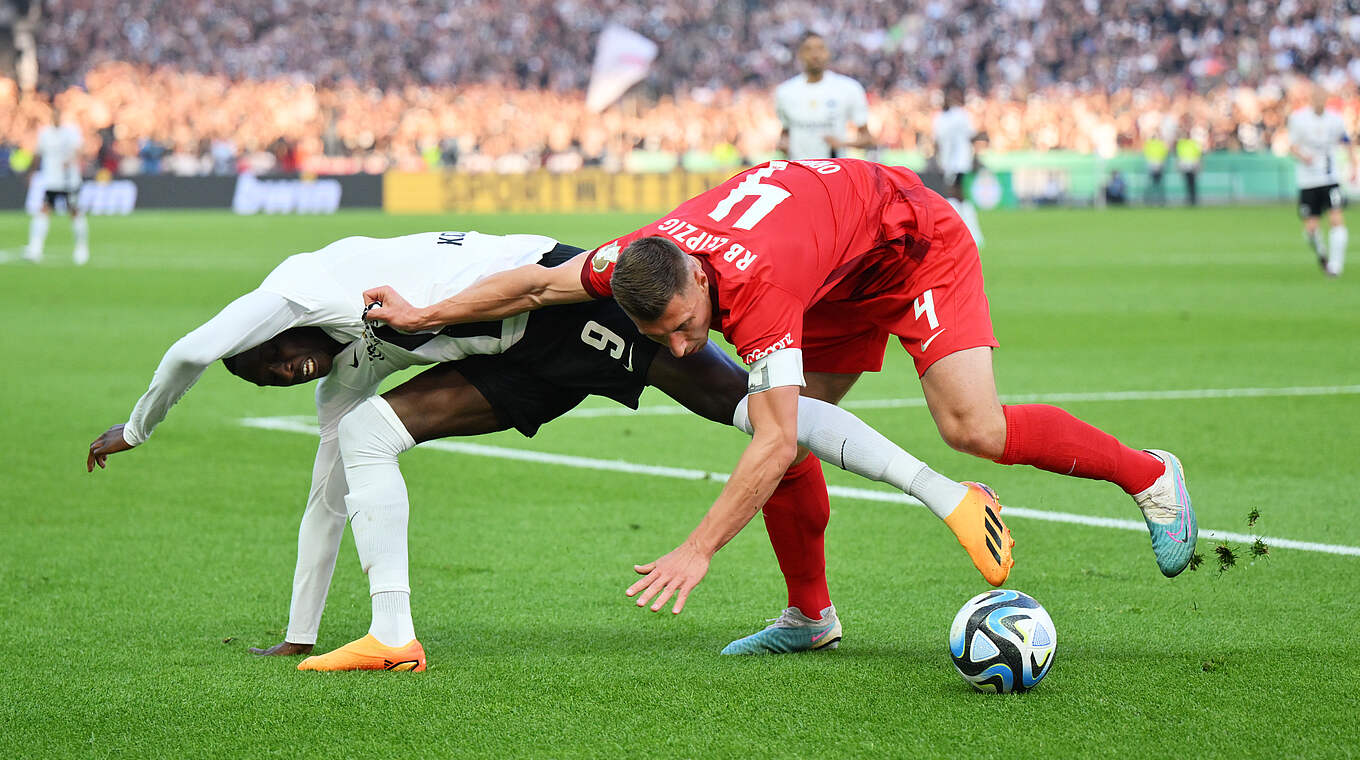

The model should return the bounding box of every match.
[2,205,1358,758]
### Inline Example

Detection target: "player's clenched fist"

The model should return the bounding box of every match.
[361,285,426,332]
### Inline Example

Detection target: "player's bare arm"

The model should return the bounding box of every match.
[625,384,801,614]
[87,424,134,471]
[362,251,594,331]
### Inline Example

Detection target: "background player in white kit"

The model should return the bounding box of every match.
[25,109,90,265]
[933,86,984,247]
[1288,85,1357,277]
[774,32,873,160]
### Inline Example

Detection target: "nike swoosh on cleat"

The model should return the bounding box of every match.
[920,328,946,352]
[1164,515,1190,543]
[811,628,835,643]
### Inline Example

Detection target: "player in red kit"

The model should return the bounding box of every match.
[365,158,1196,653]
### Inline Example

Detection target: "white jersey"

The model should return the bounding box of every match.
[115,230,559,644]
[37,124,84,191]
[933,107,976,176]
[774,71,869,160]
[121,230,558,447]
[1289,107,1350,189]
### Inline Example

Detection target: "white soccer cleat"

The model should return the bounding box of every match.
[73,246,90,266]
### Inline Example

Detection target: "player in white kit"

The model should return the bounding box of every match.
[933,87,984,247]
[774,32,873,160]
[86,230,962,670]
[25,110,90,265]
[1288,85,1357,277]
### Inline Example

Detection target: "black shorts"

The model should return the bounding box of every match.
[43,189,78,211]
[1299,184,1343,218]
[455,244,661,436]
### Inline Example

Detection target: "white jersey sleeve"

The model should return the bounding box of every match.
[775,82,794,130]
[121,291,307,446]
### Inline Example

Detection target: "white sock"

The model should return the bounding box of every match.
[960,200,984,247]
[27,213,49,256]
[948,198,984,247]
[339,397,417,647]
[371,591,414,646]
[1328,225,1347,275]
[733,395,968,519]
[73,214,89,264]
[1306,229,1324,257]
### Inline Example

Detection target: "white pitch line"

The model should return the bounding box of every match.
[240,415,1360,558]
[563,384,1360,418]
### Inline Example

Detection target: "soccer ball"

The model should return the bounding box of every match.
[949,589,1056,693]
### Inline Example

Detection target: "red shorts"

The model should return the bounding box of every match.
[801,193,998,377]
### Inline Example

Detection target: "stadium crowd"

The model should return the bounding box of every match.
[2,0,1359,174]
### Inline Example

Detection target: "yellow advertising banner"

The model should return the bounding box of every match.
[383,169,743,214]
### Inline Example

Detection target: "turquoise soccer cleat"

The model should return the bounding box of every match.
[1133,449,1198,577]
[720,605,842,655]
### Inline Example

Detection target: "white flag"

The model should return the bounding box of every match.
[585,24,658,113]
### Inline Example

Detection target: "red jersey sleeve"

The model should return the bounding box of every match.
[579,240,625,298]
[721,280,805,365]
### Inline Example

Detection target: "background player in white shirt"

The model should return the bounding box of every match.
[933,87,984,247]
[774,32,873,160]
[25,109,90,265]
[87,230,962,669]
[1288,85,1358,277]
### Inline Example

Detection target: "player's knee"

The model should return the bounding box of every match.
[937,413,1005,460]
[336,410,372,459]
[338,398,413,461]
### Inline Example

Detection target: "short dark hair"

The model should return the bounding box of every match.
[611,236,690,321]
[798,31,824,47]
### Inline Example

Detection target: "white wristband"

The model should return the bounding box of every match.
[748,348,805,393]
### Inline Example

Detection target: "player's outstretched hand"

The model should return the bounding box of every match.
[248,640,314,656]
[87,424,134,472]
[361,286,425,332]
[626,541,711,615]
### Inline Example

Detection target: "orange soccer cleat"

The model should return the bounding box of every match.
[297,634,426,672]
[942,482,1015,587]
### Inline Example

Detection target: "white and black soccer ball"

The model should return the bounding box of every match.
[949,589,1056,693]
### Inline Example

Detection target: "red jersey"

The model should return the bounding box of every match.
[580,158,939,365]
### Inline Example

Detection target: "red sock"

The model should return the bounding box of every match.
[997,404,1164,495]
[761,454,832,618]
